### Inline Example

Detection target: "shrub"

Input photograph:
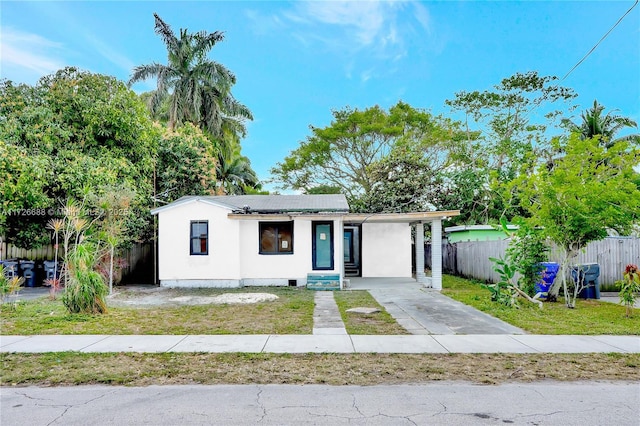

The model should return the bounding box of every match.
[62,243,108,314]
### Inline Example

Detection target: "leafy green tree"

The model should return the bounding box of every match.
[362,144,444,213]
[446,71,577,222]
[271,102,459,209]
[271,104,398,200]
[156,123,218,202]
[562,99,639,148]
[129,13,252,138]
[216,139,259,195]
[0,68,158,248]
[518,134,640,308]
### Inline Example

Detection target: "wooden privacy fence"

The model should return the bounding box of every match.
[0,239,153,283]
[426,237,640,286]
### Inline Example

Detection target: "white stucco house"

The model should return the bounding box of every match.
[151,194,459,290]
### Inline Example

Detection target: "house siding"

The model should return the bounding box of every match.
[361,223,411,278]
[157,201,241,285]
[158,201,343,287]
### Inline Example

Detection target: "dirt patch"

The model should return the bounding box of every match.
[107,286,278,307]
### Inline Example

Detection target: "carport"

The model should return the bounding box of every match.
[343,210,460,290]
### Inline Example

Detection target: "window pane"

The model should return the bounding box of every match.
[261,226,277,253]
[278,228,292,252]
[190,221,208,255]
[192,222,207,236]
[259,222,293,254]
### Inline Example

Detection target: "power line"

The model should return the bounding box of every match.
[562,0,639,81]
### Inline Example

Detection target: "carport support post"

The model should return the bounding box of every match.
[415,222,427,285]
[431,219,442,290]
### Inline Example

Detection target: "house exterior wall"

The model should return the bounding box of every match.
[157,201,241,287]
[239,218,343,285]
[158,203,344,287]
[361,223,411,277]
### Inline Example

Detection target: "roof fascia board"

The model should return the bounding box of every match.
[151,197,234,215]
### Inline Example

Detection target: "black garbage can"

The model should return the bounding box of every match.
[571,263,600,299]
[19,260,37,287]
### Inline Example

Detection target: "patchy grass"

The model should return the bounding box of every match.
[0,287,314,335]
[334,290,409,335]
[442,275,640,335]
[1,352,638,386]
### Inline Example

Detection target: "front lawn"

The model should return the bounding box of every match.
[0,287,315,335]
[442,275,640,335]
[334,290,408,335]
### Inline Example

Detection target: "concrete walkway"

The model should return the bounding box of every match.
[312,292,347,335]
[1,334,638,354]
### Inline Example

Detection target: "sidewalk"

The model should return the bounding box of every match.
[2,288,638,355]
[1,334,638,354]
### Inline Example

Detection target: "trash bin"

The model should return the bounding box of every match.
[19,260,37,287]
[535,262,560,298]
[43,260,60,282]
[572,263,600,299]
[3,260,19,278]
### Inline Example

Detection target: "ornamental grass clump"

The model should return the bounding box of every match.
[62,244,108,314]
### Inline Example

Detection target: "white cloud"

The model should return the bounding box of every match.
[0,28,64,80]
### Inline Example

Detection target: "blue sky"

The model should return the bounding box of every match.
[2,1,639,185]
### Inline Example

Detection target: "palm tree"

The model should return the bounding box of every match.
[128,13,252,138]
[562,100,639,148]
[216,140,259,195]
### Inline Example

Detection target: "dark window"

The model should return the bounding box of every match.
[190,221,208,255]
[259,222,293,254]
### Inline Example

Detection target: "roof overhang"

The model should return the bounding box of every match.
[228,210,460,223]
[150,197,233,215]
[344,210,460,224]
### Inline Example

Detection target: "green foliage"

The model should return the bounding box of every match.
[518,134,640,308]
[0,265,24,308]
[620,265,640,318]
[0,68,158,248]
[62,244,108,314]
[363,143,443,213]
[156,123,218,202]
[271,101,460,210]
[484,257,519,307]
[129,14,252,139]
[562,99,639,148]
[216,138,259,195]
[505,221,549,297]
[445,71,577,223]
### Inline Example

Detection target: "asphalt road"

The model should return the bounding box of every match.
[1,382,638,425]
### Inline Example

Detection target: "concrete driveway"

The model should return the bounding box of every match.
[347,277,525,335]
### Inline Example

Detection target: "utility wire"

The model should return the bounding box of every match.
[562,0,639,80]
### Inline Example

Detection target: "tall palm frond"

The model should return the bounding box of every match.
[562,100,639,148]
[128,13,252,139]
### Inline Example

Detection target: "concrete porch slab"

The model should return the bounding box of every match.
[0,335,110,353]
[80,335,186,353]
[263,335,354,353]
[350,335,448,353]
[169,335,270,353]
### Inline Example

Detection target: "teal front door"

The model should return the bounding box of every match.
[312,222,334,270]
